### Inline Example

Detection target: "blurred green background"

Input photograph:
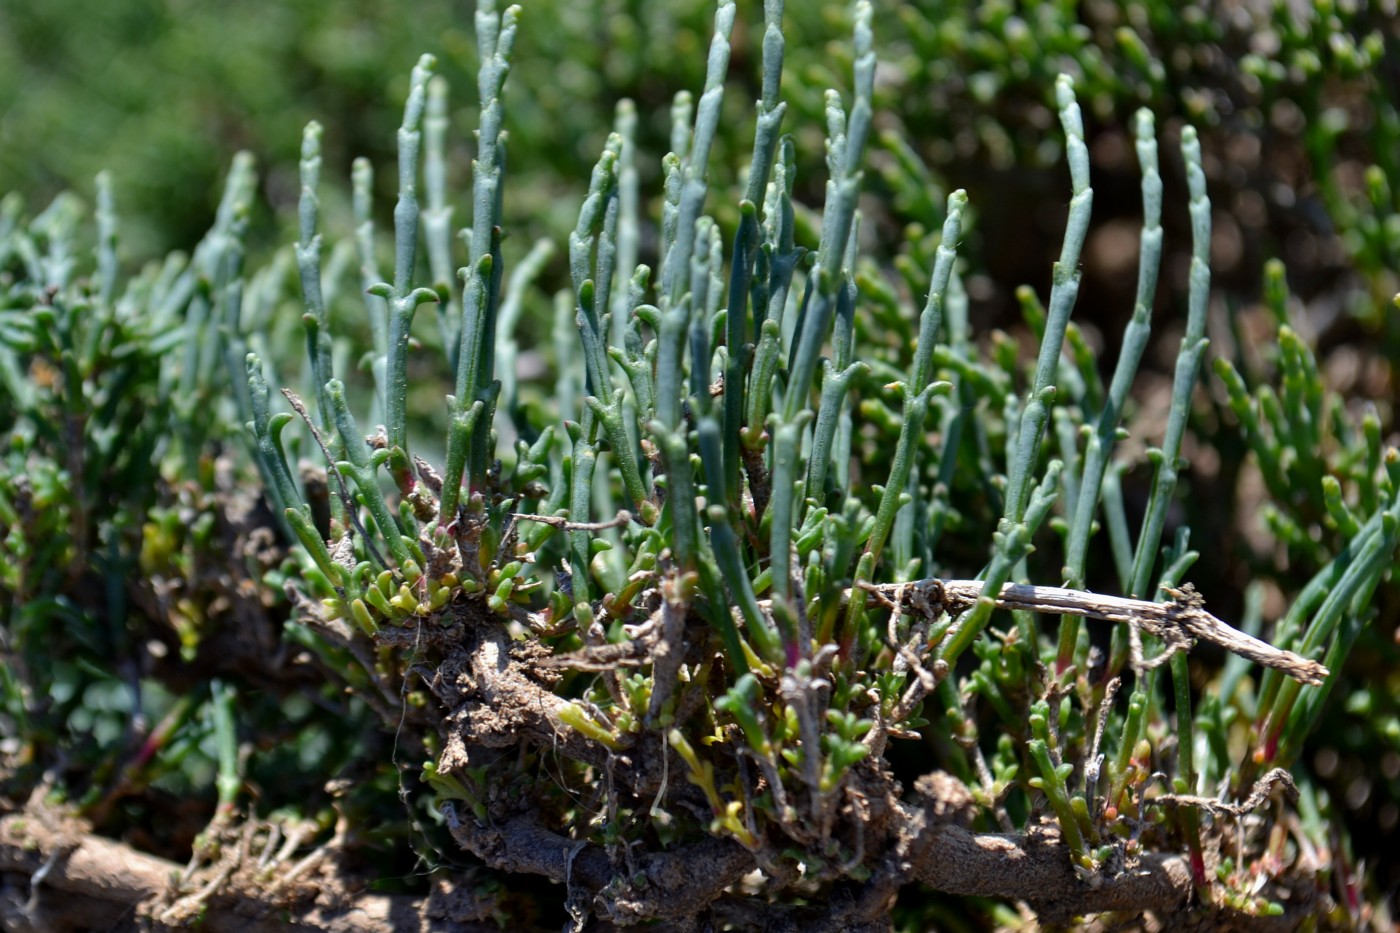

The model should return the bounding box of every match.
[0,0,738,261]
[6,0,1395,326]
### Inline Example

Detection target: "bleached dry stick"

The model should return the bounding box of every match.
[862,579,1329,686]
[512,510,634,531]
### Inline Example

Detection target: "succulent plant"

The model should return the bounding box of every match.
[3,1,1397,929]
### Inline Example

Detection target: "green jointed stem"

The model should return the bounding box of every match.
[295,123,334,431]
[830,210,860,375]
[587,390,651,522]
[439,3,518,495]
[669,91,693,165]
[1171,648,1196,787]
[368,55,439,461]
[654,294,689,433]
[438,401,482,531]
[1100,465,1134,589]
[723,200,761,495]
[699,416,780,660]
[423,76,458,361]
[806,220,863,496]
[687,218,717,406]
[609,267,656,423]
[293,123,346,528]
[1214,356,1291,506]
[1276,326,1326,493]
[743,137,800,450]
[719,0,788,488]
[471,0,517,275]
[1281,517,1395,761]
[609,99,640,354]
[695,557,753,678]
[1128,126,1210,599]
[767,413,811,646]
[781,3,873,425]
[1057,108,1161,666]
[210,680,241,812]
[351,158,389,418]
[196,150,256,284]
[285,507,346,596]
[495,238,556,418]
[1265,491,1400,765]
[1361,403,1384,513]
[770,9,875,617]
[1029,738,1089,869]
[1170,646,1205,884]
[94,171,117,307]
[569,137,651,521]
[1107,689,1147,812]
[448,248,496,500]
[327,378,410,568]
[597,168,624,371]
[654,422,701,578]
[1002,74,1090,527]
[804,356,866,498]
[942,459,1062,666]
[864,192,965,567]
[1052,405,1082,519]
[1255,502,1386,714]
[393,57,433,298]
[208,157,256,428]
[570,140,621,401]
[662,0,734,307]
[244,353,302,519]
[926,273,973,557]
[1063,111,1161,587]
[660,150,683,292]
[567,424,598,606]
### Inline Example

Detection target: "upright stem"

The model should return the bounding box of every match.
[1002,75,1091,528]
[1128,127,1210,599]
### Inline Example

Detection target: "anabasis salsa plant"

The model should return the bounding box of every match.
[2,0,1396,929]
[232,0,1394,925]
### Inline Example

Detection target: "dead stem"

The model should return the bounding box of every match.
[512,510,633,531]
[862,579,1328,686]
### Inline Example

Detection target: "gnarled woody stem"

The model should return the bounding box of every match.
[435,768,1315,929]
[0,808,498,932]
[863,579,1329,685]
[440,803,754,925]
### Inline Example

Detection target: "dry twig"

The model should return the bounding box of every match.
[863,579,1328,685]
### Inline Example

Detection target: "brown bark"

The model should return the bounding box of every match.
[443,803,755,925]
[0,807,499,933]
